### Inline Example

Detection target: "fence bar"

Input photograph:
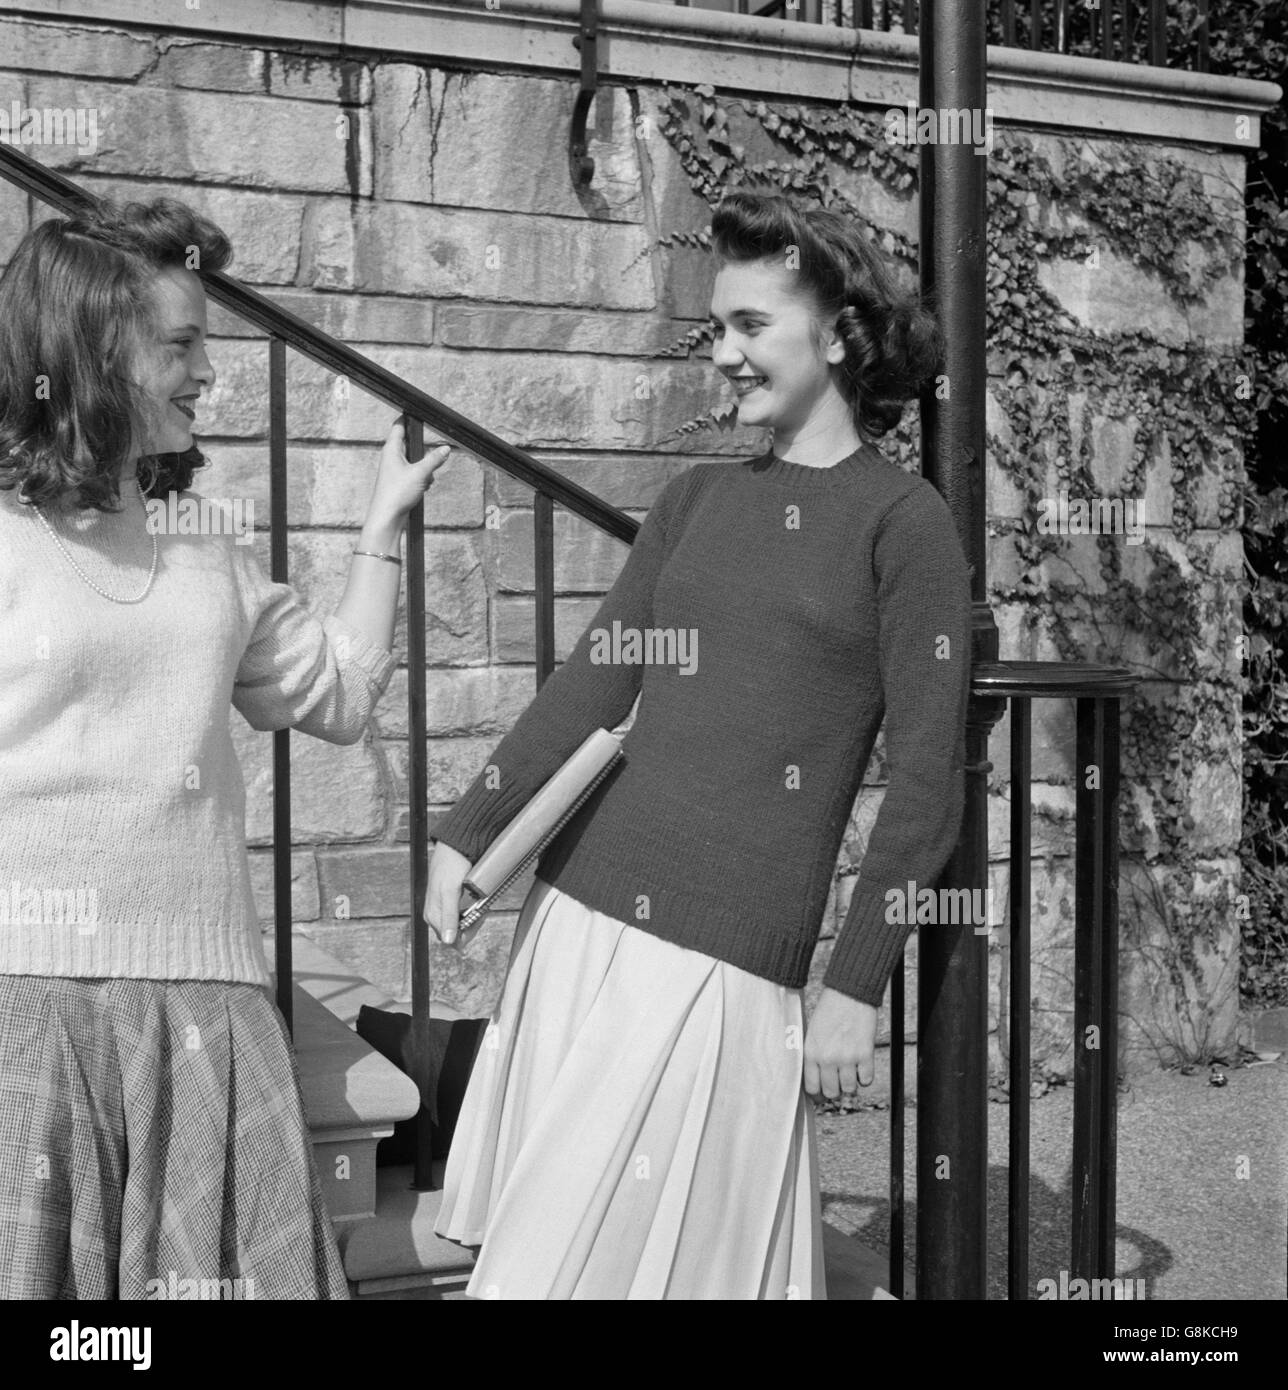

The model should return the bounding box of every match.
[1071,696,1107,1277]
[1007,697,1033,1299]
[1196,0,1210,72]
[1100,0,1113,60]
[1001,0,1016,47]
[534,493,556,689]
[1097,698,1122,1277]
[888,963,905,1299]
[1055,0,1069,52]
[1123,0,1136,62]
[1148,0,1167,65]
[906,0,918,34]
[1030,0,1041,49]
[404,416,436,1192]
[269,335,293,1033]
[858,0,874,28]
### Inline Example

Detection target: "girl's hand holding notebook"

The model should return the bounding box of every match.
[425,841,474,947]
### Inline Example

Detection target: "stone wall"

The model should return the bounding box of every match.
[0,5,1263,1072]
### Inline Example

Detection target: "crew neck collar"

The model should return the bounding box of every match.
[741,442,880,488]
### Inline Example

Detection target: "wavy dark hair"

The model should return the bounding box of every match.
[0,197,231,513]
[710,190,943,439]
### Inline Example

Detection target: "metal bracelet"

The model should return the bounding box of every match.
[353,548,402,565]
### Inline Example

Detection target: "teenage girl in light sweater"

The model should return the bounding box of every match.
[0,197,446,1298]
[425,190,972,1299]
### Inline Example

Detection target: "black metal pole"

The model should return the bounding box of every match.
[917,0,999,1301]
[404,416,435,1192]
[269,335,293,1035]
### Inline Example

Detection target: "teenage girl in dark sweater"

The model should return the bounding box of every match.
[425,190,971,1299]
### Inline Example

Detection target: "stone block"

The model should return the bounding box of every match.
[233,716,387,845]
[372,67,643,222]
[317,847,413,921]
[494,508,637,592]
[304,919,410,1002]
[492,596,603,663]
[25,79,364,195]
[0,179,27,272]
[269,52,371,106]
[210,287,435,344]
[387,738,501,807]
[426,910,516,1017]
[377,666,537,739]
[1116,856,1242,1072]
[1036,244,1242,348]
[0,16,154,79]
[201,338,271,437]
[392,532,489,667]
[302,199,653,309]
[149,41,267,93]
[247,848,321,924]
[436,304,683,358]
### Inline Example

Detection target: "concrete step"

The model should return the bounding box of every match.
[288,936,422,1222]
[292,983,420,1220]
[338,1162,475,1300]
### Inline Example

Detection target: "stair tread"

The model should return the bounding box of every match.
[293,986,419,1133]
[337,1164,476,1282]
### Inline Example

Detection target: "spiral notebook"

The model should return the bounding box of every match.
[457,728,624,932]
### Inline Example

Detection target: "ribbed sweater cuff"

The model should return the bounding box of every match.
[430,777,529,865]
[823,886,912,1007]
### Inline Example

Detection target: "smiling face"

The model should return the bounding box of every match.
[131,266,215,459]
[709,257,853,456]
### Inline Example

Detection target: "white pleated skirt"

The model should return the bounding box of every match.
[433,877,826,1300]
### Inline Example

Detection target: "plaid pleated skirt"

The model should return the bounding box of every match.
[434,878,826,1300]
[0,975,349,1300]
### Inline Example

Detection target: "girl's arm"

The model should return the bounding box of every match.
[232,421,447,744]
[424,467,700,945]
[805,481,972,1098]
[335,421,449,652]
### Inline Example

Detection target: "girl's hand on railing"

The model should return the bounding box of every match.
[363,419,450,539]
[424,839,474,948]
[803,987,878,1099]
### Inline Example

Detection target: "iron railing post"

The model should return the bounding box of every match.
[269,335,293,1033]
[916,0,999,1300]
[404,416,435,1192]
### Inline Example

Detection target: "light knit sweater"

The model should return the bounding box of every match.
[432,445,972,1006]
[0,486,395,985]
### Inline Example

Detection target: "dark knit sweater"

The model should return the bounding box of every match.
[431,443,971,1006]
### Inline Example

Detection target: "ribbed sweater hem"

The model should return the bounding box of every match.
[0,920,271,986]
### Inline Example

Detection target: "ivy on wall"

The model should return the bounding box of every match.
[654,84,1264,1045]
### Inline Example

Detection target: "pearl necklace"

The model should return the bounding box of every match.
[32,479,159,604]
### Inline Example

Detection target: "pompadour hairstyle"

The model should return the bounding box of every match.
[710,189,943,439]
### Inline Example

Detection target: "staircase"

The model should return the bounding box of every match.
[290,934,476,1299]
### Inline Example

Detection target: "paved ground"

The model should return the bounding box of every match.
[816,1052,1287,1301]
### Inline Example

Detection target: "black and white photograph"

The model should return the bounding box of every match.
[0,0,1282,1361]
